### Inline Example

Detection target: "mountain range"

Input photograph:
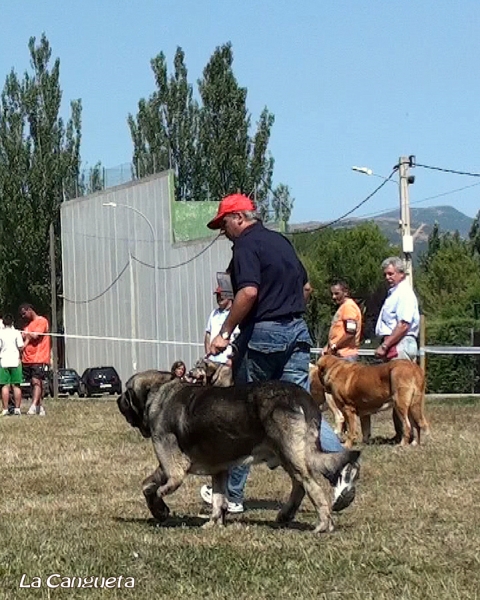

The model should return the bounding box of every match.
[290,205,474,257]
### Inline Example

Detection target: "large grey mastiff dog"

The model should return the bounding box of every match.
[118,362,360,533]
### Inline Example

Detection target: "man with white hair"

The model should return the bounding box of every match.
[375,256,420,361]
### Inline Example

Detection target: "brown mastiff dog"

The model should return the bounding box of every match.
[315,355,430,447]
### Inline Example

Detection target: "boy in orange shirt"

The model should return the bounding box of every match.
[20,303,51,416]
[325,281,362,360]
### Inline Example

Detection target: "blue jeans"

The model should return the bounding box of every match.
[227,318,343,502]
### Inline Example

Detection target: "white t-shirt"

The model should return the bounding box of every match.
[205,308,239,364]
[0,327,24,368]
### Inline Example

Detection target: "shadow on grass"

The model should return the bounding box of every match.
[114,512,329,532]
[114,515,208,528]
[365,435,400,446]
[245,498,282,511]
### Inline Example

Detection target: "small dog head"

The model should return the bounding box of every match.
[189,358,233,387]
[117,370,173,438]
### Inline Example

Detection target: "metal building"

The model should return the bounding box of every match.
[60,170,231,383]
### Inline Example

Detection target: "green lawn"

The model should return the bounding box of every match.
[0,396,479,599]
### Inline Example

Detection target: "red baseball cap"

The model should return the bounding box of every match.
[207,194,256,230]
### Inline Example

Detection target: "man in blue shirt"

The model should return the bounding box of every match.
[375,256,420,362]
[199,193,359,514]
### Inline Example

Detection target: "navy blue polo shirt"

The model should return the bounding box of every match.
[230,222,308,325]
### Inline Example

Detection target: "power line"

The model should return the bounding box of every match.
[62,261,130,304]
[287,168,398,235]
[415,163,480,177]
[356,180,480,221]
[131,234,221,270]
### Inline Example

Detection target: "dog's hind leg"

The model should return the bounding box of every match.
[276,477,305,525]
[206,471,229,527]
[393,388,413,446]
[142,466,170,522]
[302,477,334,533]
[408,391,430,445]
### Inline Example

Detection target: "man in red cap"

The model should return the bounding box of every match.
[199,193,360,514]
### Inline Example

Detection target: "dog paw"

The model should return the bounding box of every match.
[313,518,334,534]
[146,498,170,522]
[276,509,296,524]
[202,519,224,529]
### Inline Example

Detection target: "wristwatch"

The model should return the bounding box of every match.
[220,331,230,340]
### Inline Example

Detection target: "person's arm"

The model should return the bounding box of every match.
[16,331,24,351]
[375,321,410,358]
[204,331,211,355]
[209,286,258,355]
[329,331,356,354]
[23,319,48,343]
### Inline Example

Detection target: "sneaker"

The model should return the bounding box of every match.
[0,409,9,417]
[332,462,360,512]
[200,484,244,514]
[27,405,37,415]
[38,406,46,417]
[13,408,21,416]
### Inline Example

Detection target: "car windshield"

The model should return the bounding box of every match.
[90,368,117,379]
[60,370,78,377]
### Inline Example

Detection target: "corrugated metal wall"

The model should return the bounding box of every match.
[60,170,231,384]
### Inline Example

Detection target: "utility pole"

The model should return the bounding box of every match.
[49,222,59,398]
[398,155,415,287]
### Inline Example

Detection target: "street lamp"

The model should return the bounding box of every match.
[351,166,396,182]
[103,202,159,366]
[352,161,414,286]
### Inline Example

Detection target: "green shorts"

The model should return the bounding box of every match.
[0,365,23,385]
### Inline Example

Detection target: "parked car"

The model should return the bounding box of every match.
[48,368,83,397]
[80,366,122,396]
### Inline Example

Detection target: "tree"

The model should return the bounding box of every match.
[271,183,294,227]
[469,209,480,256]
[129,43,277,211]
[418,222,441,272]
[415,232,480,319]
[0,34,82,315]
[291,222,396,344]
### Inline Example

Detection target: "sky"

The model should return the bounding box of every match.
[2,0,480,225]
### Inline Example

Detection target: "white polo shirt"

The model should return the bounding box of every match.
[205,308,239,364]
[375,279,420,338]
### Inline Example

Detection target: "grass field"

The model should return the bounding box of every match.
[1,396,479,599]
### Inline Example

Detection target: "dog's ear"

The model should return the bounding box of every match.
[117,387,140,427]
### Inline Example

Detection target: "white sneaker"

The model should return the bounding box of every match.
[38,406,46,417]
[27,405,37,415]
[200,484,244,514]
[0,409,9,417]
[13,408,21,416]
[332,462,360,512]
